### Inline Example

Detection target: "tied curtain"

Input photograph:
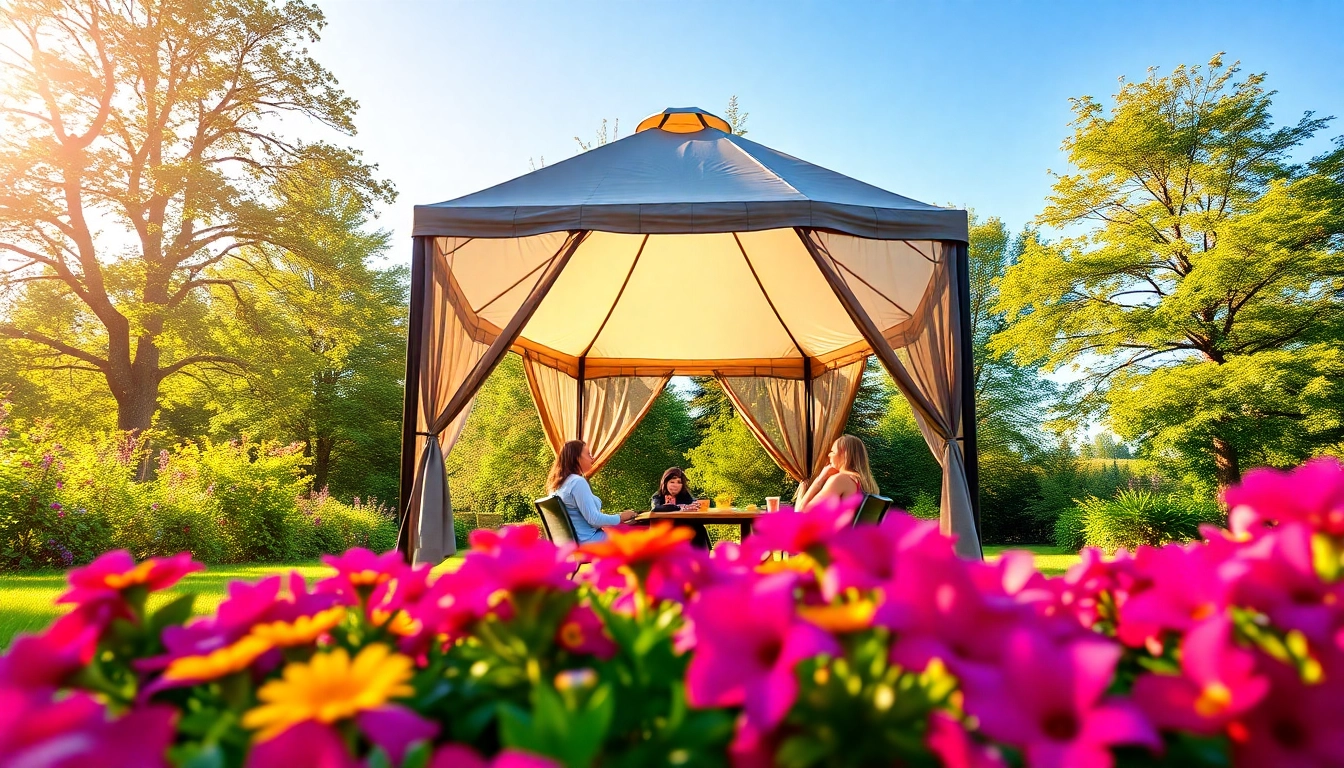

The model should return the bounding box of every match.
[717,358,867,483]
[403,232,585,566]
[521,351,671,473]
[803,231,981,559]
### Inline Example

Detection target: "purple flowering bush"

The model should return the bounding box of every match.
[4,458,1344,767]
[0,411,396,569]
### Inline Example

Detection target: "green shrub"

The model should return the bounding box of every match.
[1077,489,1223,553]
[0,409,398,569]
[1053,504,1088,552]
[908,490,940,521]
[292,489,398,557]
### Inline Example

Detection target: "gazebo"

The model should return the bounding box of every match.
[398,107,981,564]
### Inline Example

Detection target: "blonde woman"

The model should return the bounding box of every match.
[796,434,879,511]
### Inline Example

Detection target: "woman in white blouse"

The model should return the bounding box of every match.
[545,440,637,543]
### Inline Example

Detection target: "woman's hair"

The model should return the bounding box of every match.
[832,434,878,494]
[659,466,690,497]
[546,440,586,492]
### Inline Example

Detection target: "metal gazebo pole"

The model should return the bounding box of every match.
[396,236,429,557]
[954,240,982,541]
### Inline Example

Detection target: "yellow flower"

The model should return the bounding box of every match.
[242,644,415,742]
[104,561,158,590]
[164,635,274,681]
[756,552,818,576]
[797,600,877,634]
[249,607,346,647]
[370,607,423,637]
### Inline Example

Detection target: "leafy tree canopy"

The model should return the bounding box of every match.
[993,55,1344,484]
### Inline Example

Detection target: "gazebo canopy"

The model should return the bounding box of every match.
[399,107,981,564]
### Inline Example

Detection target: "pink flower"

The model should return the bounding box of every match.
[142,572,336,675]
[823,512,941,595]
[743,495,856,560]
[871,528,1029,672]
[0,606,106,689]
[246,708,437,768]
[1131,616,1268,734]
[926,712,1008,768]
[555,604,617,659]
[319,548,407,602]
[459,525,577,596]
[59,550,202,608]
[1233,654,1344,767]
[245,721,358,768]
[685,573,839,729]
[428,745,561,768]
[957,628,1159,768]
[1232,523,1343,644]
[1115,543,1244,648]
[1223,456,1344,536]
[0,685,176,767]
[1048,548,1143,632]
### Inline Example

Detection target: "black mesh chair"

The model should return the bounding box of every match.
[535,496,582,578]
[852,494,893,527]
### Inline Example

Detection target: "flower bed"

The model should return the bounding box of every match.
[3,459,1344,767]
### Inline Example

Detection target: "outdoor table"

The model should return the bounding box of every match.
[632,508,767,539]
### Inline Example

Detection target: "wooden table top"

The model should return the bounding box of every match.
[633,508,770,522]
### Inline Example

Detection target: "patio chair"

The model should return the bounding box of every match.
[852,494,893,527]
[534,495,583,578]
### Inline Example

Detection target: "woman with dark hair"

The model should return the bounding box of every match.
[650,467,710,550]
[546,440,637,544]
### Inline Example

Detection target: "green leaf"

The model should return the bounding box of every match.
[149,592,197,637]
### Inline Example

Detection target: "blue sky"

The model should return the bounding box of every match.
[314,0,1344,253]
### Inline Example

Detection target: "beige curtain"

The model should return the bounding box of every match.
[803,231,980,559]
[522,352,670,475]
[718,357,866,482]
[405,232,585,565]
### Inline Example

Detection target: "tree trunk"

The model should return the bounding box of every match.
[1212,434,1240,488]
[114,378,160,432]
[313,436,334,491]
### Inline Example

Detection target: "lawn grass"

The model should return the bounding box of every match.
[1,547,1080,650]
[983,544,1081,577]
[0,559,461,650]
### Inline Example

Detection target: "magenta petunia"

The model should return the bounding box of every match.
[0,685,176,767]
[1232,523,1344,645]
[1131,616,1268,734]
[245,720,359,768]
[355,706,440,765]
[743,494,856,560]
[823,512,942,596]
[957,628,1159,768]
[463,525,577,595]
[925,711,1008,768]
[1233,653,1344,767]
[59,550,202,608]
[141,571,337,675]
[685,573,839,729]
[1115,543,1244,648]
[318,548,408,602]
[428,745,562,768]
[1223,456,1344,537]
[555,603,618,659]
[0,604,107,689]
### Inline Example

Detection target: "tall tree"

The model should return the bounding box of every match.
[968,216,1059,457]
[994,55,1344,485]
[0,0,393,431]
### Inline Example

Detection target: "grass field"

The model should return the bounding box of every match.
[983,544,1081,577]
[0,546,1081,649]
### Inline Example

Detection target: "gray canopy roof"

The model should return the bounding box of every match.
[413,107,968,242]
